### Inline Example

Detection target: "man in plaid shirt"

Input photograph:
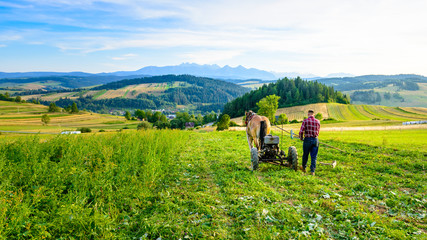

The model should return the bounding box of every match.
[299,110,320,176]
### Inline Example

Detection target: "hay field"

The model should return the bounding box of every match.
[0,101,136,133]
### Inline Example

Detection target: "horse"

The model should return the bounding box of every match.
[245,110,271,151]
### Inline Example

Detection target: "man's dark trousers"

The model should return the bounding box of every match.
[302,137,319,173]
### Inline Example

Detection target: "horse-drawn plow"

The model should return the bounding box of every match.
[250,134,298,171]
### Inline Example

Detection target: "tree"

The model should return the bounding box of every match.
[71,102,79,113]
[124,111,131,120]
[48,102,60,112]
[277,113,288,124]
[134,109,146,120]
[170,118,184,129]
[315,113,323,120]
[41,114,50,125]
[257,94,280,124]
[216,114,230,131]
[15,96,22,103]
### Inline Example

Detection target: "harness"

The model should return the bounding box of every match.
[245,112,256,126]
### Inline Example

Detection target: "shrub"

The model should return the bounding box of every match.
[41,114,50,125]
[99,129,105,132]
[137,121,152,130]
[229,121,239,127]
[123,126,129,129]
[315,113,323,120]
[277,113,288,124]
[290,119,299,124]
[77,127,91,133]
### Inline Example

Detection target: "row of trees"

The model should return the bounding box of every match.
[0,92,23,103]
[127,109,219,130]
[351,90,405,104]
[223,77,350,118]
[48,102,79,113]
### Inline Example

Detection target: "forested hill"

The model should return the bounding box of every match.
[223,77,350,118]
[92,74,245,93]
[38,75,249,113]
[316,74,427,91]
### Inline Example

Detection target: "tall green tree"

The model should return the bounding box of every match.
[124,111,131,120]
[134,109,146,120]
[257,95,280,124]
[71,102,79,113]
[216,114,230,131]
[48,102,60,112]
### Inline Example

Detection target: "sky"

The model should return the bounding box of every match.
[0,0,427,76]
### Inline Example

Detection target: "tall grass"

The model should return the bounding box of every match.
[0,130,189,239]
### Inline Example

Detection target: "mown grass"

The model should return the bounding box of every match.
[0,130,425,239]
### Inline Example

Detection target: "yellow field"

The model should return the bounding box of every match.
[0,101,136,133]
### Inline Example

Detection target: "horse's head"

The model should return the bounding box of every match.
[245,111,255,125]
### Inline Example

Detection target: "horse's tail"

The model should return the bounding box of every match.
[260,120,266,148]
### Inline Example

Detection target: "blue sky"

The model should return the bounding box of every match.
[1,0,427,76]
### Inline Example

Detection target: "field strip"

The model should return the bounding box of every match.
[92,89,107,99]
[381,107,426,120]
[347,105,371,120]
[321,124,427,131]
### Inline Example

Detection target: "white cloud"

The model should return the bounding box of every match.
[0,44,6,47]
[111,53,138,60]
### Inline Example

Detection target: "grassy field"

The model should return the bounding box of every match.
[0,101,138,133]
[0,129,425,239]
[231,103,427,127]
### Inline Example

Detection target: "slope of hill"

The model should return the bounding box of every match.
[18,75,250,114]
[231,103,427,126]
[223,77,350,118]
[0,75,150,90]
[0,100,135,133]
[316,74,427,107]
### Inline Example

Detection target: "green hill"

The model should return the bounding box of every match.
[223,77,349,118]
[14,75,249,114]
[315,74,427,107]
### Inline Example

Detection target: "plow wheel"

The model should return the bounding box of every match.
[288,146,298,171]
[251,147,259,171]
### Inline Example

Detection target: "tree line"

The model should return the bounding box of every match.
[223,77,350,118]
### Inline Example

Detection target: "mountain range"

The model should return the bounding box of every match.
[0,63,353,80]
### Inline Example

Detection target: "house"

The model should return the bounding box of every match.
[185,122,195,128]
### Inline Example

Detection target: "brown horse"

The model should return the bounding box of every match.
[245,111,271,150]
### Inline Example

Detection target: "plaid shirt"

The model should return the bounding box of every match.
[299,115,320,139]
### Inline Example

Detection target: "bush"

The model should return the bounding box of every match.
[229,121,239,127]
[137,121,152,130]
[290,119,299,124]
[122,126,129,129]
[41,114,50,125]
[315,113,323,120]
[99,129,105,132]
[277,113,288,124]
[77,127,91,133]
